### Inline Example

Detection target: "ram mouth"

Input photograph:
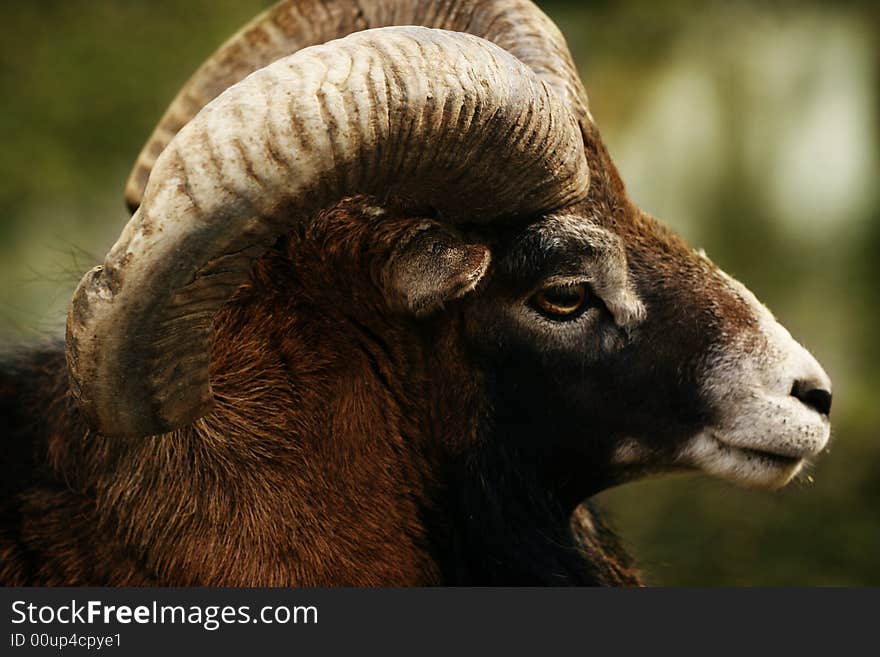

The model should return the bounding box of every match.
[711,435,804,468]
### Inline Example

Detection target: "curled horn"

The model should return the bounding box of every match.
[68,27,589,438]
[124,0,589,211]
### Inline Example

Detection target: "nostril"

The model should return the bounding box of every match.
[791,380,832,416]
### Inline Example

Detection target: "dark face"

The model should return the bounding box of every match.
[460,211,689,495]
[454,203,831,499]
[446,139,832,498]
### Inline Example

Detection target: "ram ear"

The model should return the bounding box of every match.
[381,222,490,318]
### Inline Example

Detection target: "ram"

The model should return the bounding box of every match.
[0,0,831,586]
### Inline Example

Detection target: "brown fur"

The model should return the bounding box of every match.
[1,117,761,587]
[0,196,641,585]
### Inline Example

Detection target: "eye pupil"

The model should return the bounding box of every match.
[545,287,581,305]
[532,283,589,319]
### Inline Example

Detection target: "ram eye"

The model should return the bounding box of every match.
[531,283,591,320]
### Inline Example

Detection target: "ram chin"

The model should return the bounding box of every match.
[680,431,816,490]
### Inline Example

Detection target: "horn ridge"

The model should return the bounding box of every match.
[69,27,589,437]
[124,0,589,211]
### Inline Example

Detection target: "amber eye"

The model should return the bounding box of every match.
[532,283,590,320]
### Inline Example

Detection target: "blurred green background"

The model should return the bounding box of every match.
[0,1,876,584]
